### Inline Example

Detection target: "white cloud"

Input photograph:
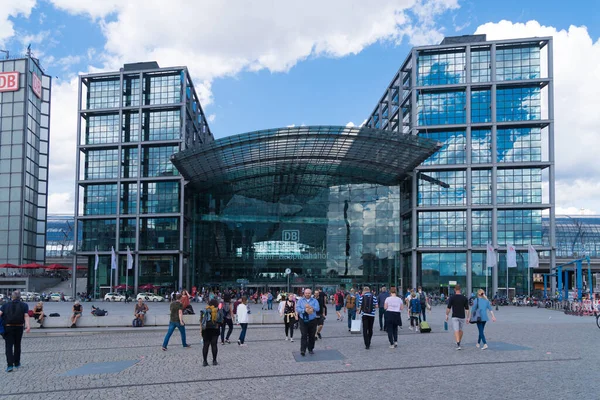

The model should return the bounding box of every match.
[476,20,600,214]
[0,0,36,45]
[207,114,216,123]
[346,122,356,127]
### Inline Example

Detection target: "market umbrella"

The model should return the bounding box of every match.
[45,264,69,270]
[19,263,44,269]
[138,284,157,290]
[0,263,18,268]
[76,265,87,271]
[114,284,133,290]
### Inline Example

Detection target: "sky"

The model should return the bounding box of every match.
[1,0,599,215]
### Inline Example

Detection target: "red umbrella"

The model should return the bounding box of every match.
[76,265,87,271]
[114,284,133,290]
[138,284,157,290]
[45,264,69,270]
[0,263,18,268]
[20,263,44,269]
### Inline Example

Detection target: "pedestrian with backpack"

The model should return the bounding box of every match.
[334,289,344,321]
[409,291,421,332]
[344,288,357,332]
[201,299,223,366]
[220,294,234,345]
[377,286,390,331]
[357,286,378,349]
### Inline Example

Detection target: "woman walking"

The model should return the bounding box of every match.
[383,287,402,348]
[280,295,297,342]
[201,299,222,366]
[236,296,250,346]
[471,289,496,350]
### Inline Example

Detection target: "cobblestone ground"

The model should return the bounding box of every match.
[1,306,597,399]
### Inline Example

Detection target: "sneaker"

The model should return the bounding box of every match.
[409,326,413,331]
[301,352,305,356]
[237,340,241,346]
[212,360,218,366]
[290,338,294,342]
[70,324,76,328]
[285,336,289,341]
[365,345,370,350]
[240,343,247,347]
[183,345,192,348]
[308,350,314,355]
[394,343,398,348]
[317,333,322,339]
[482,344,488,350]
[39,325,44,329]
[14,364,20,369]
[5,366,13,373]
[476,343,480,348]
[456,346,462,350]
[202,361,209,367]
[340,316,343,322]
[348,329,351,332]
[389,344,395,349]
[225,339,231,344]
[221,342,225,345]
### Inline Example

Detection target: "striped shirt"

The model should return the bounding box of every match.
[357,293,378,317]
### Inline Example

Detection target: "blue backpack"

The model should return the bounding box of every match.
[410,298,422,313]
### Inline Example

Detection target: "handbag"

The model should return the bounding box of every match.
[469,299,481,324]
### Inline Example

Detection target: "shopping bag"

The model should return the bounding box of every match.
[350,318,361,334]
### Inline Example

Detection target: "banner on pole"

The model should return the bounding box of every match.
[486,243,496,268]
[528,244,539,268]
[94,247,99,271]
[111,246,117,270]
[127,246,134,270]
[507,243,517,268]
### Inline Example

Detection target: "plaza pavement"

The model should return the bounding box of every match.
[1,305,597,399]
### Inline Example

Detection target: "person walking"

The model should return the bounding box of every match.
[314,289,327,340]
[267,291,273,310]
[377,286,389,331]
[472,289,496,350]
[0,291,31,372]
[445,284,470,350]
[201,299,222,366]
[357,286,378,349]
[161,294,191,351]
[408,291,421,332]
[280,295,297,342]
[334,289,345,321]
[417,286,430,322]
[220,294,234,345]
[261,293,268,310]
[236,296,250,346]
[296,288,320,356]
[383,287,402,348]
[344,288,357,332]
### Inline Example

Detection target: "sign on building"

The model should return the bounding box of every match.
[0,72,19,92]
[32,73,42,99]
[282,230,299,242]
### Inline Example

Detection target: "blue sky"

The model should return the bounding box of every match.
[1,0,599,214]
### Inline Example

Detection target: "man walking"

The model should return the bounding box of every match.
[314,289,327,340]
[357,286,378,349]
[0,290,31,372]
[334,289,345,321]
[161,294,191,351]
[296,288,320,356]
[417,286,429,322]
[344,288,357,332]
[377,286,389,331]
[445,284,470,350]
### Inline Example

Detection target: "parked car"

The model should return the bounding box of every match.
[136,292,164,302]
[104,292,125,302]
[50,293,62,302]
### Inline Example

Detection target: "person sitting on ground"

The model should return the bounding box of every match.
[134,298,149,326]
[33,301,45,328]
[71,301,83,328]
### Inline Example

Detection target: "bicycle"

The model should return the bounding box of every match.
[595,311,600,329]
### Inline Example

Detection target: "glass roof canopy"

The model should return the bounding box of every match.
[171,126,441,201]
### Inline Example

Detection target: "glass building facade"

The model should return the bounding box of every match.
[75,62,212,296]
[0,56,51,264]
[366,35,555,296]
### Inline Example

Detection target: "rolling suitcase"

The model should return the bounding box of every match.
[419,321,431,333]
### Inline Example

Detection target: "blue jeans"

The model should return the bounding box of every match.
[476,321,487,344]
[239,323,248,343]
[267,300,273,310]
[162,322,187,349]
[347,308,356,329]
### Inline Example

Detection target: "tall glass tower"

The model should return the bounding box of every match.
[74,62,212,297]
[0,54,51,264]
[366,35,555,296]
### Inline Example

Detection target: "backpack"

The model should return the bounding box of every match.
[361,294,374,314]
[335,293,344,305]
[94,309,107,316]
[132,318,142,327]
[346,295,356,309]
[419,291,427,304]
[223,302,232,318]
[3,302,25,325]
[410,298,421,313]
[201,308,223,330]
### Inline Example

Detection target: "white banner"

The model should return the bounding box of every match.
[507,243,517,268]
[127,246,134,270]
[528,244,539,268]
[111,246,117,270]
[486,243,496,268]
[94,247,99,271]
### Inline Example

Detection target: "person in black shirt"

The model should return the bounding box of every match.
[445,284,470,350]
[0,290,31,372]
[314,289,327,340]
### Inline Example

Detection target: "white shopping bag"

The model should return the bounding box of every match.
[350,318,361,334]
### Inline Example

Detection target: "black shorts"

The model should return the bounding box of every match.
[317,315,325,326]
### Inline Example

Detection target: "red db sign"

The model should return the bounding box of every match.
[0,72,19,93]
[32,73,42,98]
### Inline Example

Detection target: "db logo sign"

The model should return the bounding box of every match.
[0,72,19,93]
[32,73,42,99]
[282,230,299,242]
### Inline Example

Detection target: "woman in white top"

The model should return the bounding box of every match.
[384,287,403,348]
[236,296,249,346]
